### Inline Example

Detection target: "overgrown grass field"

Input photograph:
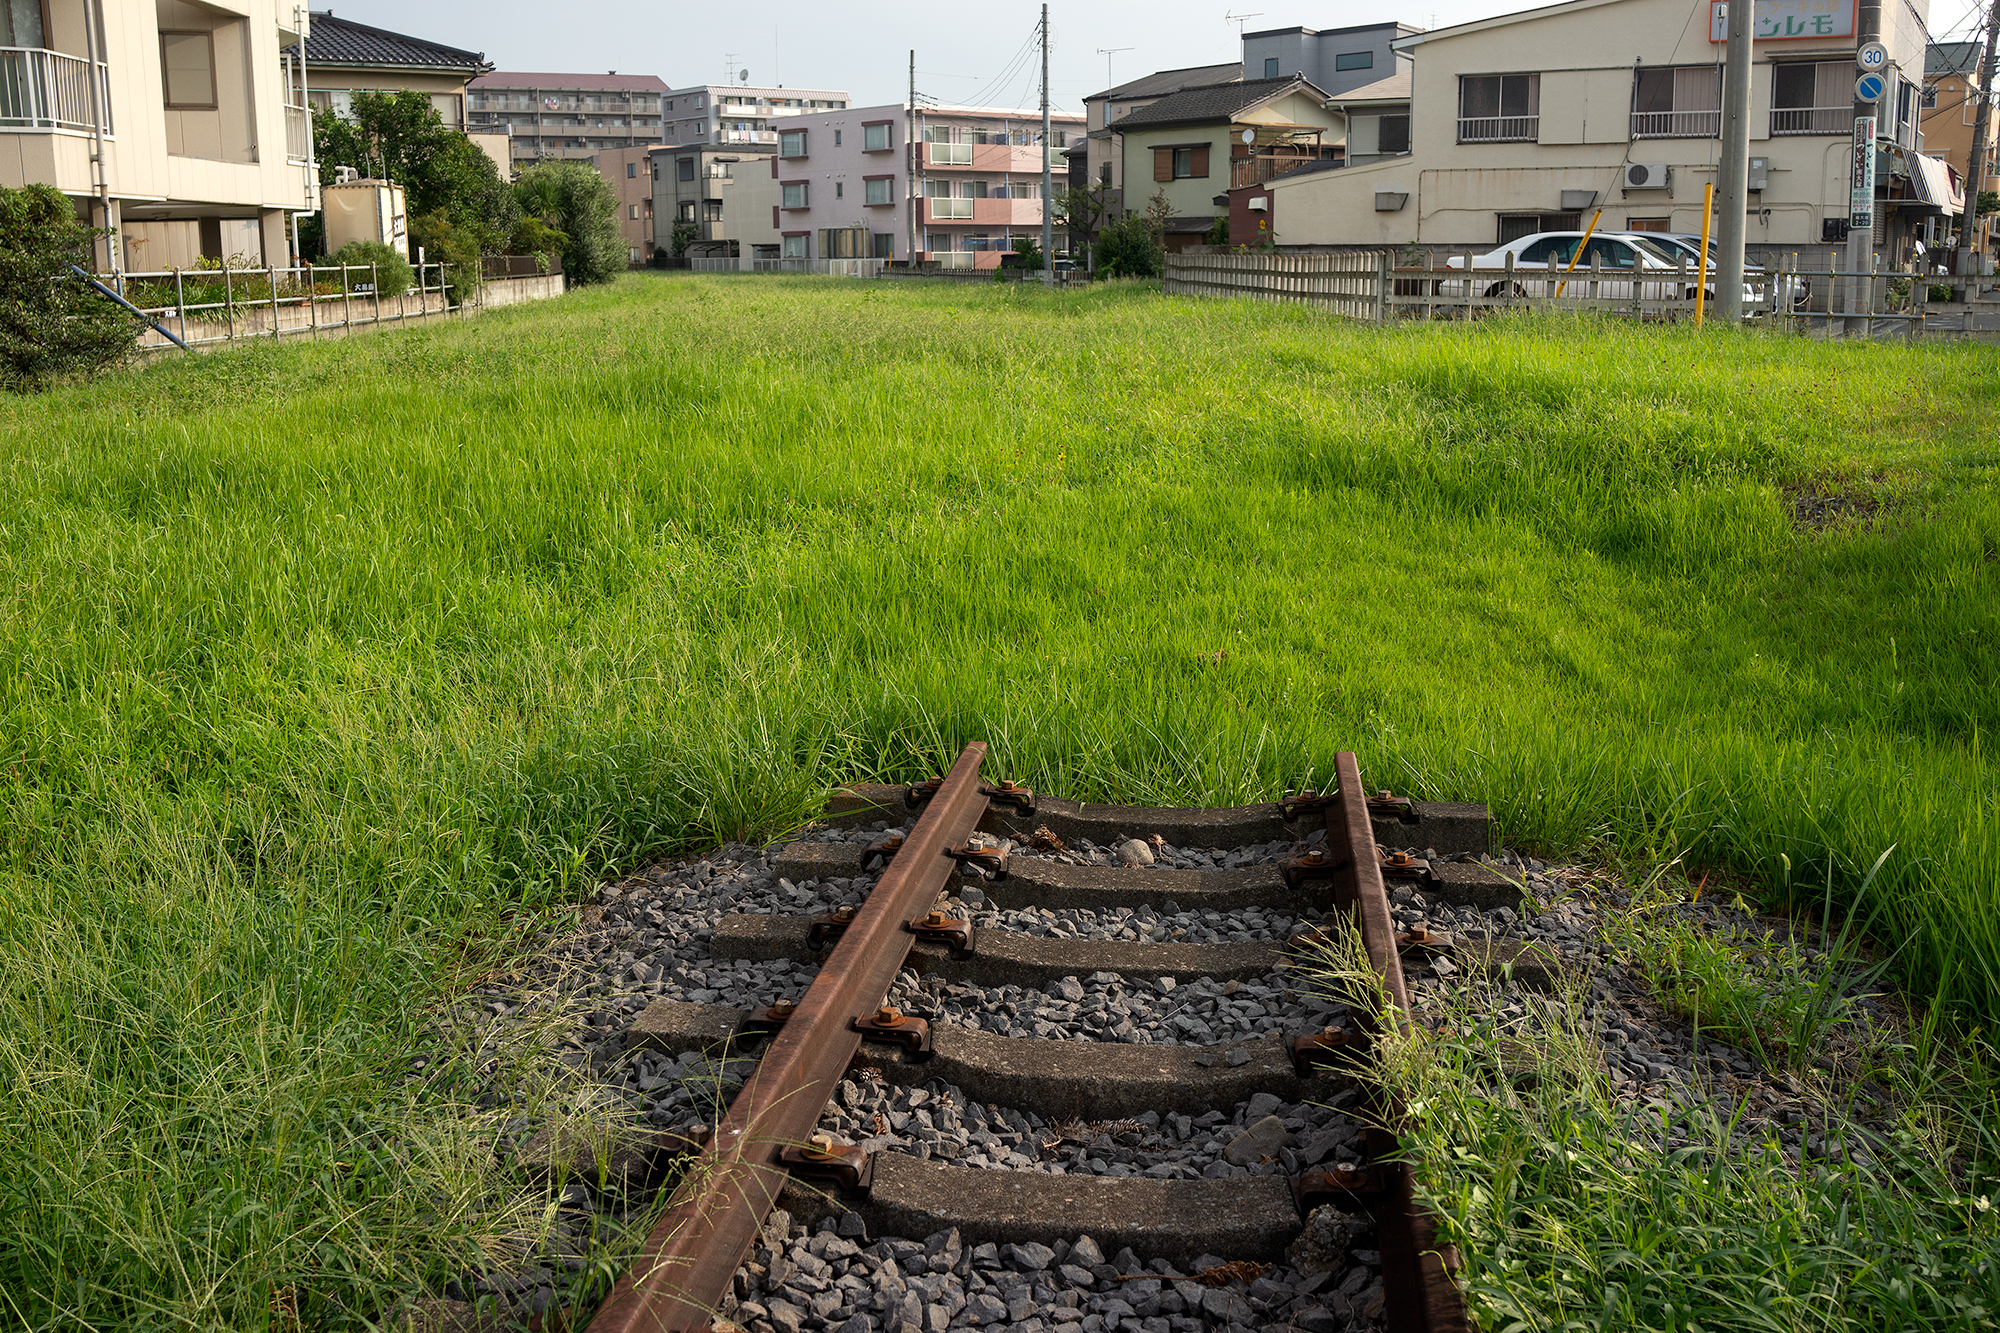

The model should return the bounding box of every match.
[1,275,1996,1329]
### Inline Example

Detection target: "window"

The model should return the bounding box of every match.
[834,129,842,146]
[159,31,216,109]
[1154,145,1210,180]
[782,181,808,208]
[1771,62,1849,134]
[677,156,695,181]
[865,177,892,205]
[864,122,891,150]
[678,201,696,221]
[871,231,895,258]
[1335,51,1374,72]
[1497,212,1579,244]
[1264,57,1279,77]
[1459,73,1540,142]
[1378,114,1410,154]
[1051,131,1066,147]
[1626,216,1671,232]
[1100,161,1112,186]
[703,201,723,221]
[1516,235,1577,263]
[960,179,989,199]
[629,204,641,219]
[1631,66,1721,137]
[1895,79,1916,141]
[627,162,637,177]
[1921,84,1936,110]
[783,234,806,258]
[835,181,844,198]
[924,178,952,197]
[780,129,807,156]
[1579,237,1640,268]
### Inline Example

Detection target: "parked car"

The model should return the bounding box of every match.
[1648,232,1809,310]
[1437,231,1760,310]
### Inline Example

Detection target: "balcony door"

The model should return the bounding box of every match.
[1,0,43,46]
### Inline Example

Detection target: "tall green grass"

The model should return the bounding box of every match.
[0,275,1995,1328]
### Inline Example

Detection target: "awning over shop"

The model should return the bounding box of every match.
[1903,151,1965,215]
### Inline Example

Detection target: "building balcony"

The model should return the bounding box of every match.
[923,141,1049,171]
[285,103,310,165]
[0,46,112,134]
[921,197,1043,225]
[1770,106,1849,135]
[724,129,776,144]
[1229,150,1333,189]
[1631,109,1720,138]
[1457,115,1537,143]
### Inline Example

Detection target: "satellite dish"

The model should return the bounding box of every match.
[1241,128,1256,145]
[740,70,750,81]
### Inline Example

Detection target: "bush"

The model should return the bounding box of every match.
[0,184,136,390]
[1096,213,1162,279]
[327,239,415,296]
[514,162,624,288]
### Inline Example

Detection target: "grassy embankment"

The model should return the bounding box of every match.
[0,275,1995,1330]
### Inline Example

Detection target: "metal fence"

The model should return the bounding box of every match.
[1164,250,1992,338]
[107,262,459,351]
[0,46,110,133]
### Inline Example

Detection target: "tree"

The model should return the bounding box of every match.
[1054,182,1113,269]
[669,219,699,257]
[0,184,135,390]
[514,162,625,287]
[309,90,518,267]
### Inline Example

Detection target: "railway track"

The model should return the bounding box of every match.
[555,745,1528,1333]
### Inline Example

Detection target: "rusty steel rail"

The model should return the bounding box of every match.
[1322,753,1467,1333]
[586,743,992,1333]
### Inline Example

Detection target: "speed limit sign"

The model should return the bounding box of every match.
[1856,41,1889,72]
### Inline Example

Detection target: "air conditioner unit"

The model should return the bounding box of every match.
[1623,162,1671,190]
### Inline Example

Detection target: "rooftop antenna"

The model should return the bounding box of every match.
[1097,46,1133,92]
[1225,10,1263,36]
[723,52,739,84]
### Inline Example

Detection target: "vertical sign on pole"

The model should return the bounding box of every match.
[1849,115,1876,233]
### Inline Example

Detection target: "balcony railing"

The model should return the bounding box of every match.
[927,197,973,219]
[723,129,776,143]
[1770,105,1849,135]
[0,47,112,134]
[1457,115,1537,143]
[1630,109,1720,138]
[1229,153,1330,189]
[285,103,310,165]
[926,142,972,165]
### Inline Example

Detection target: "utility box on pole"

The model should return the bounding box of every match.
[322,179,409,257]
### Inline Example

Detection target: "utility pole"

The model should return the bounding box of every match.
[1957,3,1998,298]
[1842,0,1885,330]
[1041,3,1054,279]
[1716,0,1753,321]
[909,50,919,264]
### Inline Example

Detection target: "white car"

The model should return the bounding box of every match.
[1436,231,1759,309]
[1649,232,1808,311]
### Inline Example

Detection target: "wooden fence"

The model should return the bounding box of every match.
[1163,250,1992,338]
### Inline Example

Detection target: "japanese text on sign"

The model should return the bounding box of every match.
[1710,0,1856,41]
[1849,115,1876,228]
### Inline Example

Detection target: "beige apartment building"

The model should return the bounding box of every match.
[2,0,314,268]
[467,71,667,174]
[1261,0,1949,268]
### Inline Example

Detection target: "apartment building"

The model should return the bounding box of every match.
[1258,0,1949,268]
[596,143,664,264]
[1923,41,1995,260]
[652,141,779,259]
[466,71,667,173]
[659,82,851,147]
[758,102,1083,267]
[1,0,313,269]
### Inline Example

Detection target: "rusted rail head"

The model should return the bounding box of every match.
[1324,753,1466,1333]
[587,743,992,1333]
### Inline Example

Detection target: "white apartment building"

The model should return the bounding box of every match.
[659,82,850,148]
[2,0,315,269]
[1259,0,1951,267]
[757,102,1083,268]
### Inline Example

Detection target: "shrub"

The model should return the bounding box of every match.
[1096,213,1162,279]
[327,239,415,296]
[514,162,624,288]
[0,183,136,390]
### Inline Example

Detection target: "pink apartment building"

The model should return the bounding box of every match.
[766,102,1085,268]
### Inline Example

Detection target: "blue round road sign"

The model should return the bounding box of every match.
[1854,72,1886,103]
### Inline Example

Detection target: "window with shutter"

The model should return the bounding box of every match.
[1191,145,1210,177]
[1154,148,1173,182]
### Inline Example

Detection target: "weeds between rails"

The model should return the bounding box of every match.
[0,277,1995,1329]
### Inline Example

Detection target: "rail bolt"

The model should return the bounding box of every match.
[769,999,796,1018]
[1298,849,1327,866]
[804,1132,838,1159]
[835,906,857,921]
[1386,852,1414,867]
[925,909,947,926]
[1331,1161,1365,1186]
[874,1006,904,1027]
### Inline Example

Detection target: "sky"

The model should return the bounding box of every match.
[320,0,1538,113]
